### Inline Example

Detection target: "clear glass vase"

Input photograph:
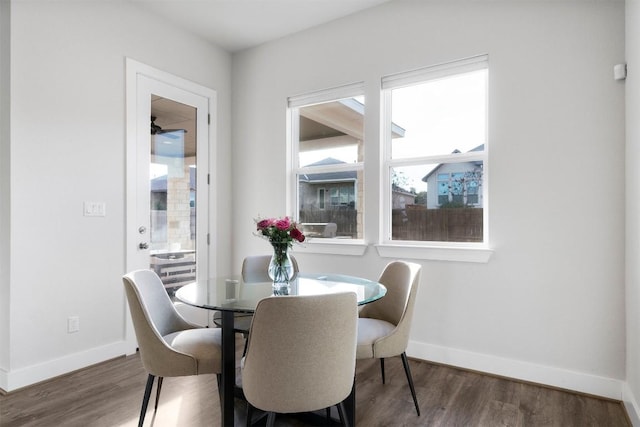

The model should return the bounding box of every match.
[268,242,294,295]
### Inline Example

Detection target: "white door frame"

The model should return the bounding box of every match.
[124,58,217,352]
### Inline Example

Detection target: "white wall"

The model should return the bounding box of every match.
[232,0,626,399]
[1,1,232,391]
[626,1,640,423]
[0,0,11,375]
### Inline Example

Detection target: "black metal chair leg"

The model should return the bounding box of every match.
[245,403,270,426]
[139,374,155,427]
[337,401,350,427]
[154,377,163,410]
[380,358,385,384]
[400,352,420,416]
[246,402,254,427]
[216,374,223,410]
[266,412,276,427]
[242,333,249,357]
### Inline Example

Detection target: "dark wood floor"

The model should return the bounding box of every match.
[0,349,631,427]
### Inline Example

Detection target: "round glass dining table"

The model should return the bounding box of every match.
[175,272,387,312]
[175,273,386,427]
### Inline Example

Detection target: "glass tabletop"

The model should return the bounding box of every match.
[175,272,387,313]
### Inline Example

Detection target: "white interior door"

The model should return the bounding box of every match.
[126,60,214,305]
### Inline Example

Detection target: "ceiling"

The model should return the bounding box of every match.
[130,0,392,52]
[151,95,197,158]
[145,0,393,158]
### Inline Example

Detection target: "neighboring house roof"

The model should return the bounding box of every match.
[299,157,357,183]
[392,183,415,196]
[421,144,485,182]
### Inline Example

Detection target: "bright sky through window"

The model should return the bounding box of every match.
[299,145,357,167]
[390,69,487,192]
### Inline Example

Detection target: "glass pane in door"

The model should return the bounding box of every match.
[149,95,197,296]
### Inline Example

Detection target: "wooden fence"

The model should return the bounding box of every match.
[299,209,358,238]
[392,206,483,242]
[300,206,482,242]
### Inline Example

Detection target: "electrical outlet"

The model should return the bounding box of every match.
[68,316,80,333]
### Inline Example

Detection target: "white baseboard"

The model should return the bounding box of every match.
[623,383,640,426]
[1,340,134,392]
[408,341,624,401]
[0,368,7,393]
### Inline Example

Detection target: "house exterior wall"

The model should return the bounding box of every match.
[299,181,356,210]
[166,162,194,251]
[392,190,415,210]
[425,162,484,208]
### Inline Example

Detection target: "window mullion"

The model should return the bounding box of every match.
[387,152,486,169]
[380,89,393,243]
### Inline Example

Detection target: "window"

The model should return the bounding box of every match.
[317,188,326,210]
[382,55,488,245]
[330,186,355,207]
[289,83,365,241]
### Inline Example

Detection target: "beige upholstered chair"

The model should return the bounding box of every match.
[242,254,299,282]
[356,261,422,416]
[173,301,210,327]
[123,269,222,427]
[214,254,299,335]
[242,292,358,427]
[323,222,337,238]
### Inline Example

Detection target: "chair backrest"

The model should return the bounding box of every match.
[359,261,422,330]
[174,301,210,327]
[241,254,299,282]
[323,222,337,237]
[242,292,358,414]
[123,269,196,375]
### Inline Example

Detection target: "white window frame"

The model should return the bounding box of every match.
[287,82,368,256]
[377,55,493,263]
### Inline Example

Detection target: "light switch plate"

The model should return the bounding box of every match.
[68,316,80,333]
[84,201,106,217]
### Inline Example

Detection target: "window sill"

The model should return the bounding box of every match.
[375,243,493,263]
[291,239,493,262]
[291,239,368,256]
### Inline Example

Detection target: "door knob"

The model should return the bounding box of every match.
[139,242,149,250]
